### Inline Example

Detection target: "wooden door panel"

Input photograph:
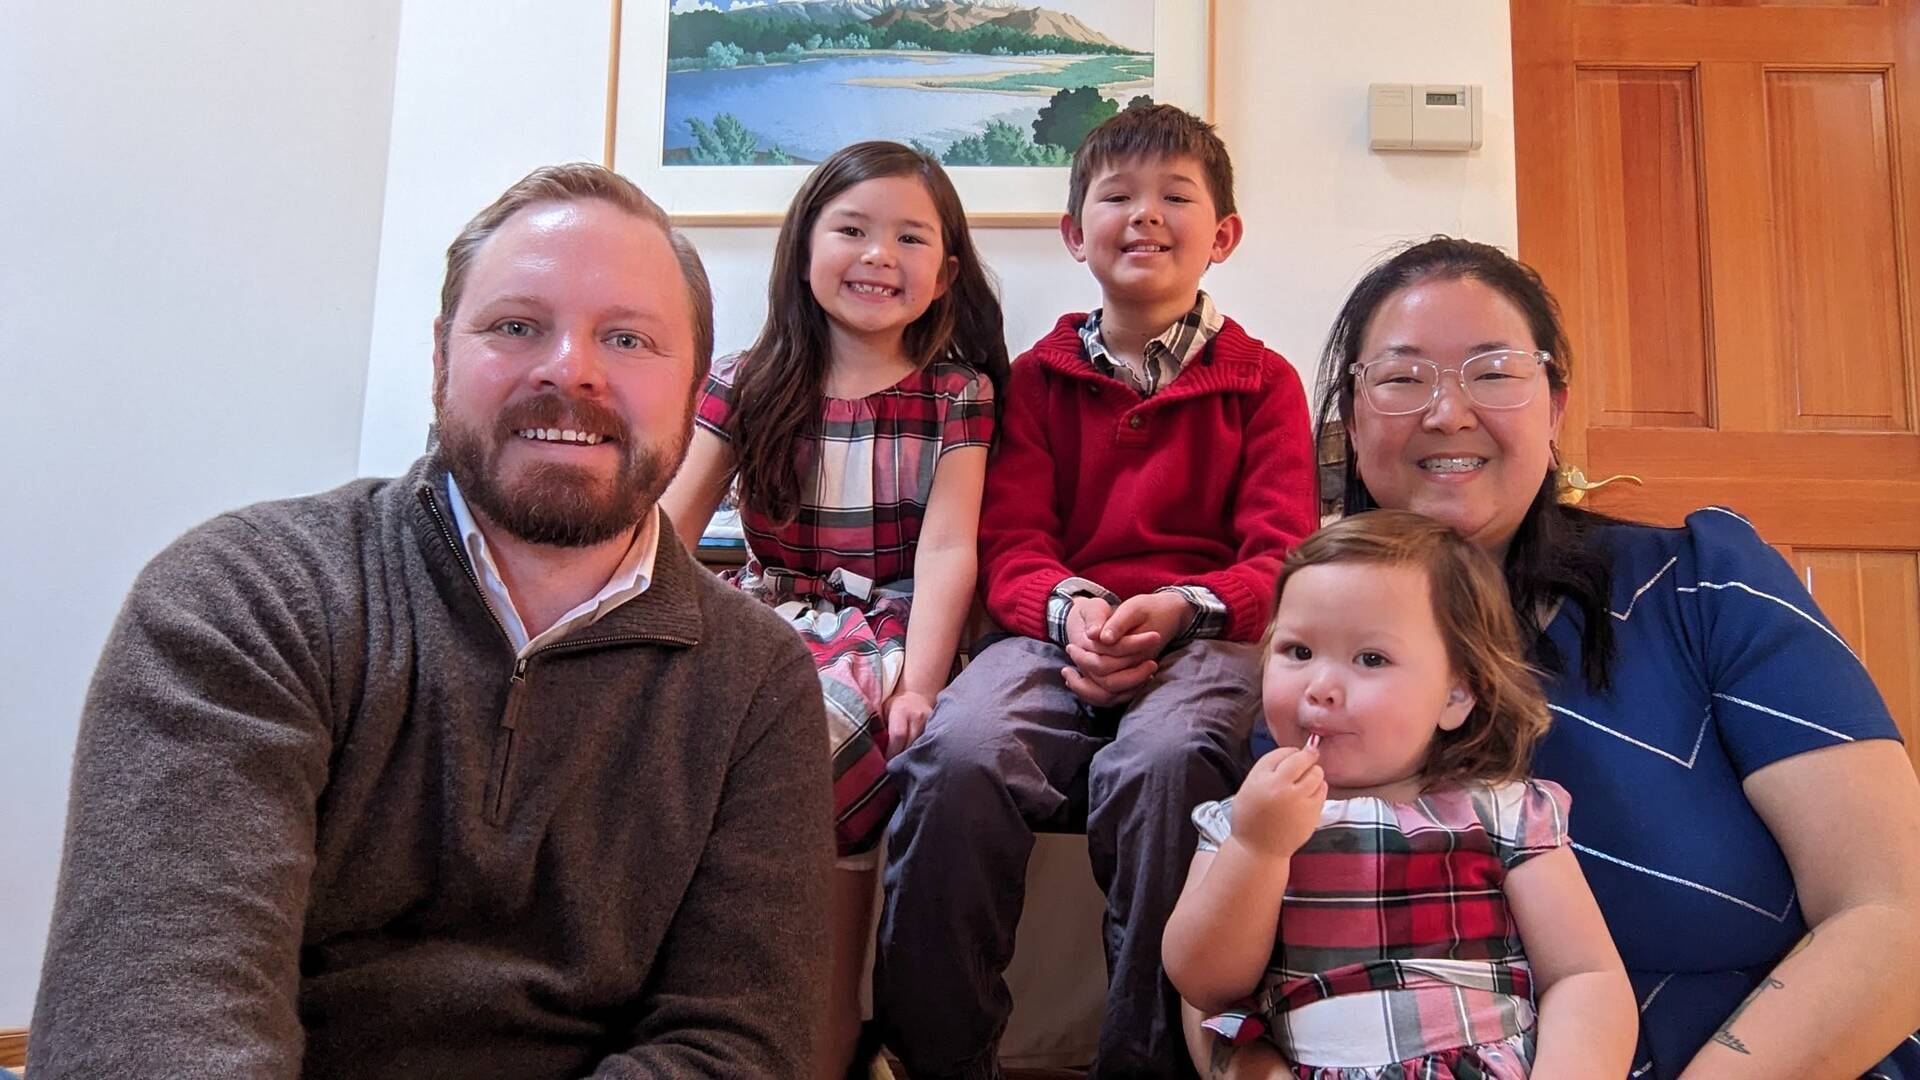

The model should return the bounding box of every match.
[1579,2,1883,8]
[1765,68,1911,431]
[1789,547,1920,764]
[1588,478,1919,547]
[1584,428,1914,474]
[1698,61,1787,431]
[1576,67,1714,428]
[1573,12,1889,64]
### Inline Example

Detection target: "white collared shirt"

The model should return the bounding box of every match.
[444,474,660,656]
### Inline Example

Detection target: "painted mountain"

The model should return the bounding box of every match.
[867,3,1126,50]
[665,0,1157,167]
[669,1,1140,60]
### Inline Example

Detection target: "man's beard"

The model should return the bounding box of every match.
[435,388,691,549]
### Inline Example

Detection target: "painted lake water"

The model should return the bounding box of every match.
[664,52,1124,163]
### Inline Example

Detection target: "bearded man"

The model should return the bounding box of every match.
[28,164,830,1079]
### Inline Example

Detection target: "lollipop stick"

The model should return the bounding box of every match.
[1304,733,1321,751]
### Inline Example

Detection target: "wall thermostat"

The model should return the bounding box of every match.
[1369,83,1482,152]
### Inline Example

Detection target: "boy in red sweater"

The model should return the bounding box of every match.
[873,106,1317,1078]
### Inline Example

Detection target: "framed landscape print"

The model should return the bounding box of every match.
[608,0,1213,225]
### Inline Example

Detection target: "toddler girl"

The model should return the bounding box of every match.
[1163,510,1635,1078]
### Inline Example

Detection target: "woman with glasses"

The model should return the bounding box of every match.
[1265,237,1920,1078]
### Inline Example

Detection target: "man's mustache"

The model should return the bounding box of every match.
[495,392,626,443]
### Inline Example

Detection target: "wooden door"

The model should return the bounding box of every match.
[1513,0,1920,764]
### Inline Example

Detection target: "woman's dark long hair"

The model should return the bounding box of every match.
[1314,237,1619,688]
[726,141,1009,524]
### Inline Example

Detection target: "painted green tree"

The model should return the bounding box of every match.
[685,113,787,165]
[1032,86,1119,153]
[941,119,1071,167]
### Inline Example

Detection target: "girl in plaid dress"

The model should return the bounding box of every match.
[1164,512,1635,1078]
[661,141,1007,1079]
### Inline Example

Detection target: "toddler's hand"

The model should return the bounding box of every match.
[1229,746,1327,858]
[882,690,935,758]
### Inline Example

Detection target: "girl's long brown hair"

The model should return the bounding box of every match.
[726,141,1009,524]
[1270,510,1551,786]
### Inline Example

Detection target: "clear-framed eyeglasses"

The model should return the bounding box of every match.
[1348,349,1555,416]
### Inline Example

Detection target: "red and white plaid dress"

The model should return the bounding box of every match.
[1191,779,1571,1078]
[695,353,995,857]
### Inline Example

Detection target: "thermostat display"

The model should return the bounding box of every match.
[1369,83,1483,152]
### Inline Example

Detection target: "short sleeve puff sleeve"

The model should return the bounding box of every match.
[937,364,995,457]
[694,351,745,442]
[1191,798,1234,853]
[1495,779,1572,870]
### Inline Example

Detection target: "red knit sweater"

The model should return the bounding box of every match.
[980,313,1318,643]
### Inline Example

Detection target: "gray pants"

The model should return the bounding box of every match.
[873,635,1259,1079]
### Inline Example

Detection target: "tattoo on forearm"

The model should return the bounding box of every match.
[1710,930,1812,1055]
[1710,976,1781,1054]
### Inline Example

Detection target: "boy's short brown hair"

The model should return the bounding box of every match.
[1066,104,1236,223]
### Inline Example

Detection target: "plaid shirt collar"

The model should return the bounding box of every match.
[1078,291,1222,399]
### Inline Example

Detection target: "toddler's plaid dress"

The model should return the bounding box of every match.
[1192,779,1571,1078]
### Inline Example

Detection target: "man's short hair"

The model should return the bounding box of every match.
[1066,104,1236,224]
[438,163,716,380]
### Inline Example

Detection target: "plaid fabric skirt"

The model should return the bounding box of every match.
[730,562,909,857]
[1292,1032,1532,1080]
[1205,1008,1532,1080]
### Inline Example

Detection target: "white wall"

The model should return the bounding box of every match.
[0,1,401,1025]
[1205,2,1518,372]
[358,0,622,473]
[358,0,1515,474]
